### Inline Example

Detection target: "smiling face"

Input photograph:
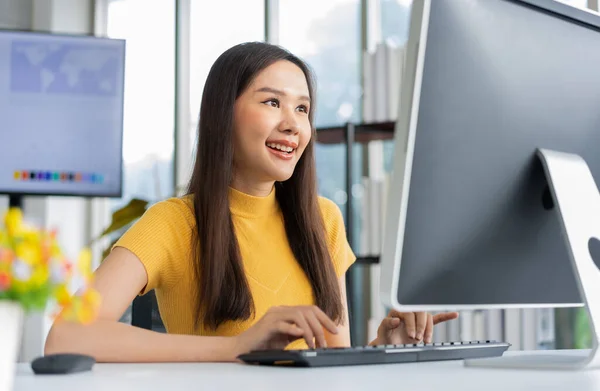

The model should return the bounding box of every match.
[231,60,312,194]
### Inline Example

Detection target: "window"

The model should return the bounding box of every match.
[278,0,362,246]
[380,0,412,47]
[279,0,361,127]
[104,0,176,327]
[106,0,176,208]
[188,0,264,158]
[379,0,412,174]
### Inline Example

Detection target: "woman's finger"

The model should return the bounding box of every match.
[276,321,304,338]
[284,310,316,349]
[382,316,401,331]
[389,310,416,339]
[304,310,328,348]
[433,312,459,325]
[415,312,428,341]
[310,306,339,335]
[424,313,434,343]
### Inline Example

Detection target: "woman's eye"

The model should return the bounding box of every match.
[297,105,309,114]
[264,99,279,108]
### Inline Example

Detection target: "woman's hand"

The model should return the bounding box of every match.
[232,305,339,356]
[373,310,459,345]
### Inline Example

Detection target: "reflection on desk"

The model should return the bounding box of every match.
[14,350,600,391]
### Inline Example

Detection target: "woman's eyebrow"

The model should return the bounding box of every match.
[255,86,310,102]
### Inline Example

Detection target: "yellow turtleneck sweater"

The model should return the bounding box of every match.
[113,187,356,350]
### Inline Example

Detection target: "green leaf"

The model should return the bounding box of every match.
[94,198,149,240]
[0,284,52,312]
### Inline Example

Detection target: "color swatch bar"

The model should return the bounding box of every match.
[13,170,104,184]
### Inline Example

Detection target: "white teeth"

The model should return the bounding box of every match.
[267,143,294,152]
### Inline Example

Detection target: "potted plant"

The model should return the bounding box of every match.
[0,207,100,391]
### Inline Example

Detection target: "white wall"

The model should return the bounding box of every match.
[0,0,96,362]
[0,0,33,29]
[33,0,93,34]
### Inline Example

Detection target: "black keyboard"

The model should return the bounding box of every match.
[238,340,510,367]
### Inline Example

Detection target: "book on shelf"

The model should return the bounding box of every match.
[359,174,390,342]
[358,175,389,257]
[362,41,406,123]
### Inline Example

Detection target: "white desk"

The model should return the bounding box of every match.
[14,351,600,391]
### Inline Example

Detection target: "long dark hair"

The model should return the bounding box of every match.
[187,42,343,330]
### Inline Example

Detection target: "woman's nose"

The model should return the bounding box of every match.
[278,110,300,134]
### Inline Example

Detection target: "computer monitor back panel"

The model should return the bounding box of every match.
[384,0,600,309]
[0,30,125,198]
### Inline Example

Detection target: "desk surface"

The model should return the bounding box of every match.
[14,350,600,391]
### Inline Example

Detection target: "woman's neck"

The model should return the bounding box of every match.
[230,177,275,197]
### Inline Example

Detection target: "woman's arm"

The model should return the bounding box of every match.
[324,275,352,348]
[44,247,237,363]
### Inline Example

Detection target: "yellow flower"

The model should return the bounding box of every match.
[4,207,23,236]
[15,242,41,266]
[54,288,101,324]
[29,265,49,288]
[54,284,72,306]
[77,306,97,324]
[48,239,62,259]
[22,230,40,244]
[0,231,8,245]
[77,249,93,280]
[2,208,100,325]
[82,288,101,308]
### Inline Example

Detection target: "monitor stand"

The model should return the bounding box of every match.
[8,194,24,210]
[465,148,600,370]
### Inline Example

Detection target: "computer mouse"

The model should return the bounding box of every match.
[31,353,96,375]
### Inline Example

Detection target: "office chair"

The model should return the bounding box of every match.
[130,290,166,332]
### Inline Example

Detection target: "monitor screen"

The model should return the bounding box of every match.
[0,30,125,198]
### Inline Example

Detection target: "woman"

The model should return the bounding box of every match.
[45,42,458,363]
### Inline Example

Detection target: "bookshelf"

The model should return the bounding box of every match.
[316,121,395,145]
[316,120,395,265]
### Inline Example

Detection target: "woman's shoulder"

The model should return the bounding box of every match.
[317,196,343,223]
[113,195,197,293]
[317,196,345,237]
[317,196,356,275]
[141,195,196,229]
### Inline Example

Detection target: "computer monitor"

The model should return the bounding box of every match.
[0,30,125,207]
[380,0,600,369]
